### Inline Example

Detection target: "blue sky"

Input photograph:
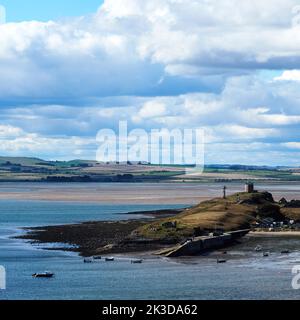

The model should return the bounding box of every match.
[0,0,103,22]
[0,0,300,165]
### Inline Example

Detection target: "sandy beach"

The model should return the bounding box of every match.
[251,231,300,236]
[0,182,242,204]
[1,181,300,204]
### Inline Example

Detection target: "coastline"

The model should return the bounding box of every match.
[2,180,300,204]
[13,186,300,258]
[15,208,182,257]
[251,231,300,236]
[16,220,300,258]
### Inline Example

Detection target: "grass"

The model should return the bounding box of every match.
[136,194,254,240]
[0,156,46,166]
[1,156,300,182]
[135,191,300,242]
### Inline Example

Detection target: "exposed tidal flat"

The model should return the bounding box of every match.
[1,180,300,204]
[1,181,300,299]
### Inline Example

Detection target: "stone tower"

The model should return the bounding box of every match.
[245,182,254,193]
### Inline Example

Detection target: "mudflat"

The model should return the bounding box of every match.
[1,181,300,204]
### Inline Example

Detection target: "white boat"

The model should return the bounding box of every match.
[217,259,227,264]
[105,257,115,262]
[255,245,262,252]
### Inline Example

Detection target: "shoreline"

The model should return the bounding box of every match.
[17,222,300,259]
[251,231,300,236]
[2,181,300,205]
[14,188,300,258]
[15,208,182,257]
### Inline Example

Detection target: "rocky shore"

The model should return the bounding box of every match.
[16,190,300,257]
[16,209,182,257]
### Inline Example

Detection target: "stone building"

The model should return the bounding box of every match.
[245,182,254,193]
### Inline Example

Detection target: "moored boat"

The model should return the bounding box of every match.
[131,259,143,264]
[32,272,54,278]
[105,257,115,262]
[255,245,262,252]
[263,252,269,257]
[217,259,227,264]
[281,250,290,254]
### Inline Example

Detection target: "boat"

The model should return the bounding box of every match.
[131,259,143,264]
[263,252,269,257]
[84,258,93,263]
[105,257,115,262]
[217,259,227,264]
[255,245,262,252]
[281,250,290,254]
[32,272,54,278]
[93,256,102,260]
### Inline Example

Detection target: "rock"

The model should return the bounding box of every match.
[279,197,288,206]
[162,221,177,229]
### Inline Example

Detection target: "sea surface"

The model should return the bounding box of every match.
[0,183,300,300]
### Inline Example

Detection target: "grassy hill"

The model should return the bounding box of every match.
[18,190,300,257]
[0,156,47,166]
[134,191,293,243]
[1,156,300,182]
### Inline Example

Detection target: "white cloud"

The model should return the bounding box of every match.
[283,142,300,149]
[0,0,300,101]
[0,125,24,138]
[135,101,167,121]
[208,125,278,141]
[0,0,300,164]
[0,124,96,159]
[275,70,300,81]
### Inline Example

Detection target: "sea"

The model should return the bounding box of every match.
[0,183,300,300]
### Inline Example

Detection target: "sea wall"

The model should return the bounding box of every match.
[165,230,249,257]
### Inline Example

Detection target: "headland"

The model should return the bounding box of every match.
[17,184,300,257]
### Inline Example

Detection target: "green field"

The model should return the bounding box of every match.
[0,156,299,182]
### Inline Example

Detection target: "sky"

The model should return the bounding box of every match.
[0,0,103,22]
[0,0,300,165]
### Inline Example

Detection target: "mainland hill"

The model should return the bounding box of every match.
[18,189,300,257]
[2,156,300,182]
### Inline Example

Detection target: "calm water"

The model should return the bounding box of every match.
[0,186,300,300]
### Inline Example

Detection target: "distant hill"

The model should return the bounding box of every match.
[0,156,300,182]
[0,156,47,166]
[0,156,296,170]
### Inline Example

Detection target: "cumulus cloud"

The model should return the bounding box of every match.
[0,0,300,103]
[0,0,300,164]
[0,124,96,159]
[283,142,300,149]
[275,70,300,81]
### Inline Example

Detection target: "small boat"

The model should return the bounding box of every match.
[281,250,290,254]
[32,272,54,278]
[93,256,102,260]
[217,259,227,264]
[255,245,262,252]
[105,257,115,262]
[84,258,93,263]
[131,259,143,264]
[263,252,269,257]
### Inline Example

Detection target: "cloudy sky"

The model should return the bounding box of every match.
[1,0,300,165]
